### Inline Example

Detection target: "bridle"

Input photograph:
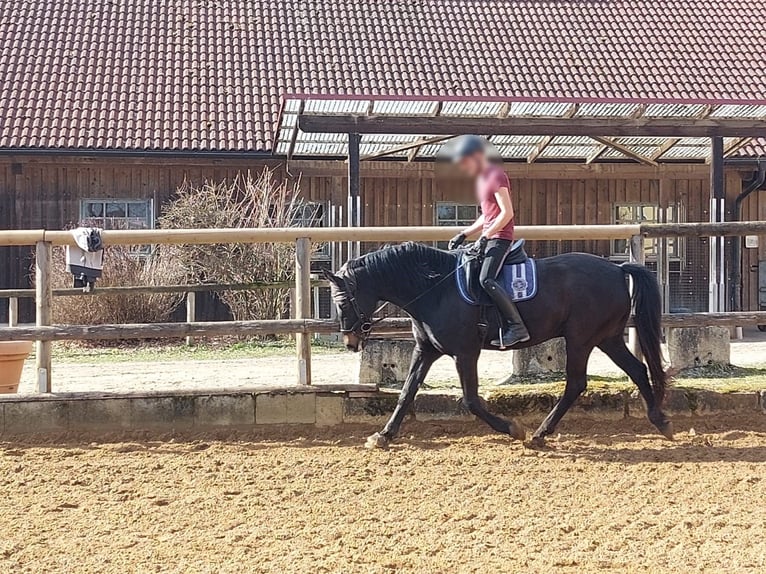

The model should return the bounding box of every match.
[336,246,480,342]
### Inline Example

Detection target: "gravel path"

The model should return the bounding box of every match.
[17,329,766,395]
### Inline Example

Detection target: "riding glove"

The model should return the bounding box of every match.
[471,236,488,256]
[448,233,467,250]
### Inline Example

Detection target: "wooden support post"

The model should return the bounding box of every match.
[295,237,312,385]
[185,291,196,346]
[628,234,645,360]
[35,241,53,392]
[347,132,361,259]
[8,297,18,327]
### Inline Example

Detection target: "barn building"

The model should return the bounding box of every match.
[2,1,766,322]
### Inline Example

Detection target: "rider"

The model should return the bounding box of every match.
[447,135,531,347]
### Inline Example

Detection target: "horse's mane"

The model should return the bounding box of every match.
[339,242,456,295]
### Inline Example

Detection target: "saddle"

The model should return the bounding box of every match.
[456,239,538,306]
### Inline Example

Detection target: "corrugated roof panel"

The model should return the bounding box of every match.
[676,137,710,145]
[575,103,640,117]
[555,135,595,145]
[304,99,369,114]
[541,144,600,158]
[490,135,545,145]
[360,143,408,157]
[493,144,537,158]
[643,104,708,117]
[362,134,420,144]
[293,142,348,156]
[275,141,290,154]
[508,102,573,117]
[659,145,710,159]
[615,136,670,145]
[599,145,659,159]
[283,99,303,113]
[441,101,505,116]
[372,100,437,115]
[418,144,443,157]
[296,132,346,143]
[281,113,298,128]
[710,104,766,118]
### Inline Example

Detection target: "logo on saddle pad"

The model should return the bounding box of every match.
[511,277,528,292]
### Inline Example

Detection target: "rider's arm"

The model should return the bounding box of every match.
[482,187,514,238]
[461,214,485,238]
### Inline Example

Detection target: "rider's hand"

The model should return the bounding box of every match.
[448,233,467,250]
[472,236,488,256]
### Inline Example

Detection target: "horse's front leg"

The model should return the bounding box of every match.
[366,344,440,449]
[455,353,526,441]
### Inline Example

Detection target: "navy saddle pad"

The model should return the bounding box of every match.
[456,240,538,306]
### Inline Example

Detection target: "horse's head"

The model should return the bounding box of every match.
[322,267,377,352]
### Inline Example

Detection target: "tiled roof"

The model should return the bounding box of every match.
[2,1,766,153]
[738,139,766,158]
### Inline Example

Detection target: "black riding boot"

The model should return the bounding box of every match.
[482,278,531,347]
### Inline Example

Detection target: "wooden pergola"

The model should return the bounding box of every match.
[276,95,766,312]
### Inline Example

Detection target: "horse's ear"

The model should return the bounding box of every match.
[321,268,342,287]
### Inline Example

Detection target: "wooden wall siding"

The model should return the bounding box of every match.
[1,156,763,320]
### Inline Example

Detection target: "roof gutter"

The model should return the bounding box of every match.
[730,160,766,311]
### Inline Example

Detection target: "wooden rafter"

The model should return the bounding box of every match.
[360,135,454,161]
[527,136,554,163]
[588,136,658,166]
[527,104,579,163]
[299,114,766,137]
[286,100,305,160]
[723,137,753,157]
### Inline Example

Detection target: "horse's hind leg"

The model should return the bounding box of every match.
[598,335,671,438]
[531,343,592,446]
[365,343,440,449]
[455,354,526,441]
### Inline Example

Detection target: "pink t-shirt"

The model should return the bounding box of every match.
[476,164,514,241]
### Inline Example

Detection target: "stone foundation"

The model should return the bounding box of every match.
[667,327,731,370]
[512,337,567,378]
[356,338,416,386]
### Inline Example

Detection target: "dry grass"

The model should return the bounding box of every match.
[157,169,311,321]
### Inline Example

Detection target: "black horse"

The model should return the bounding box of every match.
[324,242,671,448]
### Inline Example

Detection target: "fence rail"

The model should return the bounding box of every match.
[1,222,764,392]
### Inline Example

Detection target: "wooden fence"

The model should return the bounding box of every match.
[2,222,766,392]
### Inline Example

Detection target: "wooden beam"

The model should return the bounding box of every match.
[299,114,766,137]
[588,136,659,166]
[4,312,766,343]
[286,100,305,160]
[360,135,454,161]
[723,137,752,157]
[527,136,554,163]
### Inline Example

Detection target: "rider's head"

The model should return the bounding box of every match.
[451,135,489,177]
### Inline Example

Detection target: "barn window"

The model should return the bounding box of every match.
[293,201,331,261]
[80,199,154,230]
[434,203,480,249]
[612,204,679,259]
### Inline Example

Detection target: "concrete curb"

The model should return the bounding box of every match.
[0,387,762,435]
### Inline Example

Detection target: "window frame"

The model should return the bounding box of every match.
[434,201,480,249]
[611,203,682,261]
[80,198,155,231]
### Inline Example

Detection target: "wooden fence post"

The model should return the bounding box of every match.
[628,234,645,360]
[35,241,53,392]
[185,291,196,346]
[295,237,312,385]
[8,297,18,327]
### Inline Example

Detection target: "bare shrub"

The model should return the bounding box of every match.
[49,246,185,325]
[157,169,308,320]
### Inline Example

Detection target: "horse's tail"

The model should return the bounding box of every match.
[621,263,667,405]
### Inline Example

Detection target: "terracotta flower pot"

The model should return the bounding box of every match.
[0,341,33,393]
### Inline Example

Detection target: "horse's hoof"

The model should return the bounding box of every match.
[658,420,674,441]
[508,419,527,442]
[365,432,390,450]
[527,435,547,449]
